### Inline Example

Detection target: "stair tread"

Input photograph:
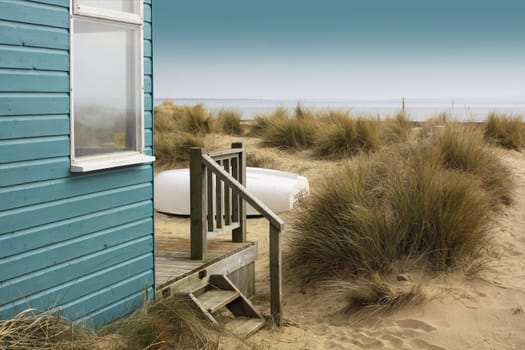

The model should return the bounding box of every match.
[197,289,239,313]
[224,317,265,338]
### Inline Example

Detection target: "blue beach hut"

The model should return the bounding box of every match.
[0,0,155,325]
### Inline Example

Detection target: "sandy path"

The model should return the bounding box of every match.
[155,142,525,349]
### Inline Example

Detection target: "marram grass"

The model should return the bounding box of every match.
[484,112,525,150]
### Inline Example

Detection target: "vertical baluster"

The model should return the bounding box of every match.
[223,158,231,225]
[232,142,246,242]
[190,147,207,260]
[215,160,224,229]
[231,156,239,223]
[207,167,214,232]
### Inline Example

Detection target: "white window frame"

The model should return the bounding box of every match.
[69,0,154,173]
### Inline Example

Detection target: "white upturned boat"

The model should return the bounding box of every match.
[154,167,309,216]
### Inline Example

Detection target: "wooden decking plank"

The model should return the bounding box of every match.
[224,317,265,338]
[197,289,239,313]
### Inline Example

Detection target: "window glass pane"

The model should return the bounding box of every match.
[79,0,140,16]
[73,18,141,157]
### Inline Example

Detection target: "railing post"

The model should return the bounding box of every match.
[269,223,282,326]
[190,147,207,260]
[232,142,246,243]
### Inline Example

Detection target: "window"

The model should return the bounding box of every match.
[70,0,153,172]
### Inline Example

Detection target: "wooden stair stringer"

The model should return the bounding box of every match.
[187,274,265,338]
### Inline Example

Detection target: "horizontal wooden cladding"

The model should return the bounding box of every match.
[145,146,153,156]
[0,157,70,187]
[0,165,152,212]
[144,129,153,147]
[144,93,152,111]
[144,57,152,75]
[61,272,153,323]
[28,0,69,7]
[0,93,69,116]
[0,45,68,71]
[0,183,153,234]
[144,40,152,58]
[144,22,152,40]
[0,235,153,306]
[0,201,152,258]
[144,76,152,93]
[0,20,68,50]
[0,0,69,28]
[0,69,68,92]
[0,115,69,139]
[0,253,152,321]
[0,136,69,164]
[0,218,153,281]
[144,3,152,22]
[144,112,152,129]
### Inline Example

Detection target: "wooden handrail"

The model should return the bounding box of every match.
[189,143,284,326]
[201,154,285,230]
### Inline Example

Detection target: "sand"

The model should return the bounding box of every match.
[155,137,525,350]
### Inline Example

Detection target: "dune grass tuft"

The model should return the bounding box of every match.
[331,274,423,315]
[216,109,242,135]
[0,297,220,350]
[259,107,317,150]
[289,123,510,284]
[484,112,525,150]
[314,113,380,158]
[381,112,412,144]
[154,131,204,166]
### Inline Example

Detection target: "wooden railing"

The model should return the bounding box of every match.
[189,142,285,325]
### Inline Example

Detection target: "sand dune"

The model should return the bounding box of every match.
[155,140,525,349]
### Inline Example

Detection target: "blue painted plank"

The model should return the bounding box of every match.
[0,45,68,71]
[0,183,152,234]
[144,129,152,147]
[0,20,68,50]
[0,115,69,139]
[145,146,153,156]
[144,76,152,93]
[0,0,69,28]
[0,236,153,305]
[144,57,152,75]
[0,93,69,116]
[144,111,152,129]
[0,201,152,257]
[144,40,152,57]
[0,136,69,164]
[144,22,151,40]
[144,0,151,5]
[144,4,152,22]
[60,271,153,321]
[0,157,70,187]
[79,287,154,326]
[0,218,153,281]
[0,70,68,92]
[0,254,152,320]
[0,165,151,211]
[144,93,152,111]
[28,0,69,7]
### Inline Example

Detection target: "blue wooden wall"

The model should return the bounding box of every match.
[0,0,155,326]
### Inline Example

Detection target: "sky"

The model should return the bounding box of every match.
[153,1,525,101]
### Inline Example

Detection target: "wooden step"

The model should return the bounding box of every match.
[197,289,240,313]
[224,317,265,338]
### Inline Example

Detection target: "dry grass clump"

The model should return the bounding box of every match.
[332,274,423,315]
[216,109,242,135]
[484,112,525,150]
[289,124,511,284]
[259,107,317,150]
[0,309,95,350]
[154,131,204,166]
[430,124,514,208]
[381,112,412,144]
[314,112,380,158]
[246,153,276,169]
[0,297,220,350]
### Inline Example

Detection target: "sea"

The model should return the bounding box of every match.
[154,98,525,122]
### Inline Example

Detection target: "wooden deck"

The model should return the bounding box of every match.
[155,236,256,291]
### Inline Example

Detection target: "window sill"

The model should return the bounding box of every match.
[71,153,155,173]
